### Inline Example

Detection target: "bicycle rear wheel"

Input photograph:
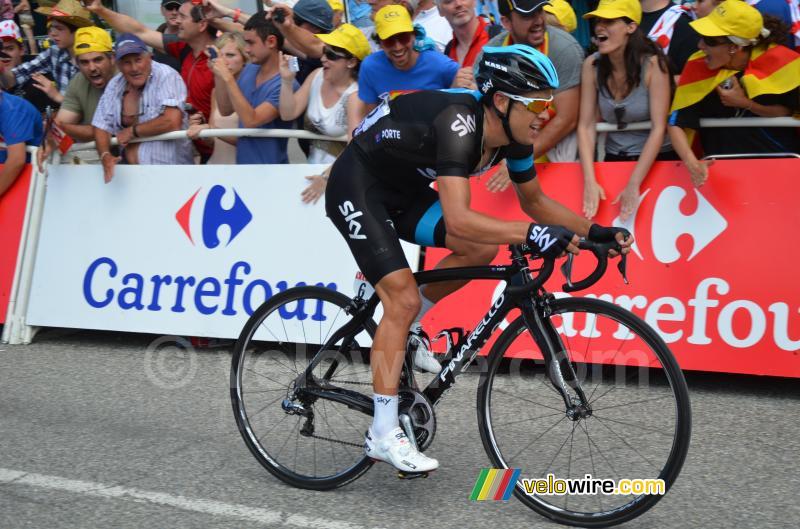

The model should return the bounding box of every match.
[231,286,377,490]
[477,297,691,527]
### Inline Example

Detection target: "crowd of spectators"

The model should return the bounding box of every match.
[0,0,799,219]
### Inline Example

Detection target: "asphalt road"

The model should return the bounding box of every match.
[1,328,798,528]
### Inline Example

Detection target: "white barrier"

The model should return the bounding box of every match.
[18,163,418,341]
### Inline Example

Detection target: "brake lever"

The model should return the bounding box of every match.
[560,253,576,290]
[618,252,629,284]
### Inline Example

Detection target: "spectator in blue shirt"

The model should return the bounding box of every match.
[1,49,43,197]
[356,4,459,116]
[212,12,299,164]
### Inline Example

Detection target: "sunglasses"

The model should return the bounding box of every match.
[380,32,413,48]
[701,35,728,47]
[323,45,350,61]
[500,91,553,114]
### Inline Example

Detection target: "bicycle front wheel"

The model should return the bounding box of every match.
[477,297,691,527]
[231,286,377,490]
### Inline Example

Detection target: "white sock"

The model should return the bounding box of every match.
[410,288,435,332]
[372,393,399,438]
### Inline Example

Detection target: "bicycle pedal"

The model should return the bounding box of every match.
[396,470,431,480]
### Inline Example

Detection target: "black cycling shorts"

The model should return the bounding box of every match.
[325,147,447,285]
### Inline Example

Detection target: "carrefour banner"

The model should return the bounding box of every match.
[423,160,800,377]
[0,164,32,324]
[26,164,419,339]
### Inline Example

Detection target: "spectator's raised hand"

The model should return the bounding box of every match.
[583,179,606,219]
[687,158,714,187]
[209,53,234,83]
[31,73,59,102]
[188,111,205,127]
[83,0,103,13]
[452,67,477,90]
[100,152,121,184]
[116,127,134,148]
[301,175,327,204]
[200,0,229,20]
[715,77,750,109]
[485,162,511,193]
[270,4,294,30]
[187,123,209,140]
[611,184,639,221]
[279,52,297,81]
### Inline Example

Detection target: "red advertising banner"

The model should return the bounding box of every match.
[422,160,800,377]
[0,164,32,323]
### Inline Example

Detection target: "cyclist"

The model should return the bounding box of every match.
[325,44,632,474]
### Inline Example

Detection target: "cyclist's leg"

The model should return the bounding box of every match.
[325,150,438,472]
[393,188,498,303]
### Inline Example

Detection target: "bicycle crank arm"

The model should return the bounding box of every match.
[399,413,418,450]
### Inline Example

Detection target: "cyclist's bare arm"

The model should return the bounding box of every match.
[85,0,165,52]
[437,175,535,244]
[512,177,593,236]
[513,178,633,254]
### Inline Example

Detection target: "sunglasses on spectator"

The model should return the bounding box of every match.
[323,46,350,61]
[504,0,545,15]
[500,92,553,114]
[380,32,414,48]
[701,35,729,47]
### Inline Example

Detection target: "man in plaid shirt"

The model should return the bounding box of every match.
[0,0,93,105]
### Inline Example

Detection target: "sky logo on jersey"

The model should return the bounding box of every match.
[451,113,476,137]
[175,185,253,248]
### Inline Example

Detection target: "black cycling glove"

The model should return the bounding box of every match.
[588,224,629,243]
[527,223,574,259]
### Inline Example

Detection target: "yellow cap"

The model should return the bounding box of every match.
[73,26,112,56]
[317,23,371,61]
[327,0,344,11]
[583,0,642,25]
[374,5,414,40]
[690,0,763,40]
[544,0,577,33]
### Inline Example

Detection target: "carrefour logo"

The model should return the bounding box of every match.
[614,185,727,264]
[175,185,252,248]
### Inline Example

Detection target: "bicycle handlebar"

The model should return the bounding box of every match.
[560,238,629,292]
[506,230,630,295]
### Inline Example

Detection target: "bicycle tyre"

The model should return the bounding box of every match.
[231,285,377,490]
[477,297,691,527]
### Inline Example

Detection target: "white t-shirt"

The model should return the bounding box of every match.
[306,70,357,164]
[414,7,453,52]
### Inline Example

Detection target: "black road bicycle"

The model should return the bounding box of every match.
[230,241,691,528]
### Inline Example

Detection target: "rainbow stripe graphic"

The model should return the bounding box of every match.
[469,469,522,500]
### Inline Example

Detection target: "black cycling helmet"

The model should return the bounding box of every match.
[475,45,560,96]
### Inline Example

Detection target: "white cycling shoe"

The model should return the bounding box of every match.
[408,325,441,374]
[364,427,439,473]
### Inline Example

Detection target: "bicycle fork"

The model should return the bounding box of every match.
[521,297,592,421]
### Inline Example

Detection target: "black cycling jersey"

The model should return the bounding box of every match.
[350,90,537,189]
[326,90,538,285]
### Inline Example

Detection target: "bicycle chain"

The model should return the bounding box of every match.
[308,432,364,448]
